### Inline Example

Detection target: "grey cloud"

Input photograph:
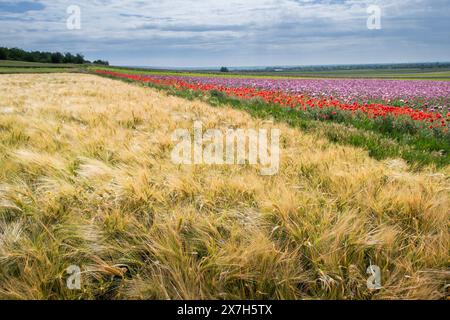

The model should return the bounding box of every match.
[0,1,45,13]
[0,0,448,67]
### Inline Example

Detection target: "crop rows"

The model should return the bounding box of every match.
[94,70,450,131]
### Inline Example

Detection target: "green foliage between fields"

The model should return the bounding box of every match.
[95,72,450,168]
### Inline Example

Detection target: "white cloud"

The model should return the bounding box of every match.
[0,0,449,66]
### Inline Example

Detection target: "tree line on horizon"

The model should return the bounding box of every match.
[261,62,450,73]
[0,47,109,65]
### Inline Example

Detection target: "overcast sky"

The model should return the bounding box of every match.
[0,0,449,67]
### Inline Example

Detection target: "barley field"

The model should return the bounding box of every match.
[0,73,448,300]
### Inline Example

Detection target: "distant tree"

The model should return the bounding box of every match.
[32,51,52,63]
[0,47,95,64]
[220,67,229,73]
[24,51,35,62]
[93,60,109,66]
[44,52,52,63]
[74,54,85,64]
[0,47,7,60]
[8,47,27,61]
[51,52,64,64]
[63,53,75,63]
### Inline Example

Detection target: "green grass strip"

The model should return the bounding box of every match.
[94,72,450,169]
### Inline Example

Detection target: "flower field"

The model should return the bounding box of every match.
[0,74,449,300]
[94,69,450,130]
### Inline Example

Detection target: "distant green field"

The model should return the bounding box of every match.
[2,61,450,80]
[91,66,450,81]
[0,60,88,74]
[251,68,450,80]
[0,60,82,68]
[0,67,80,74]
